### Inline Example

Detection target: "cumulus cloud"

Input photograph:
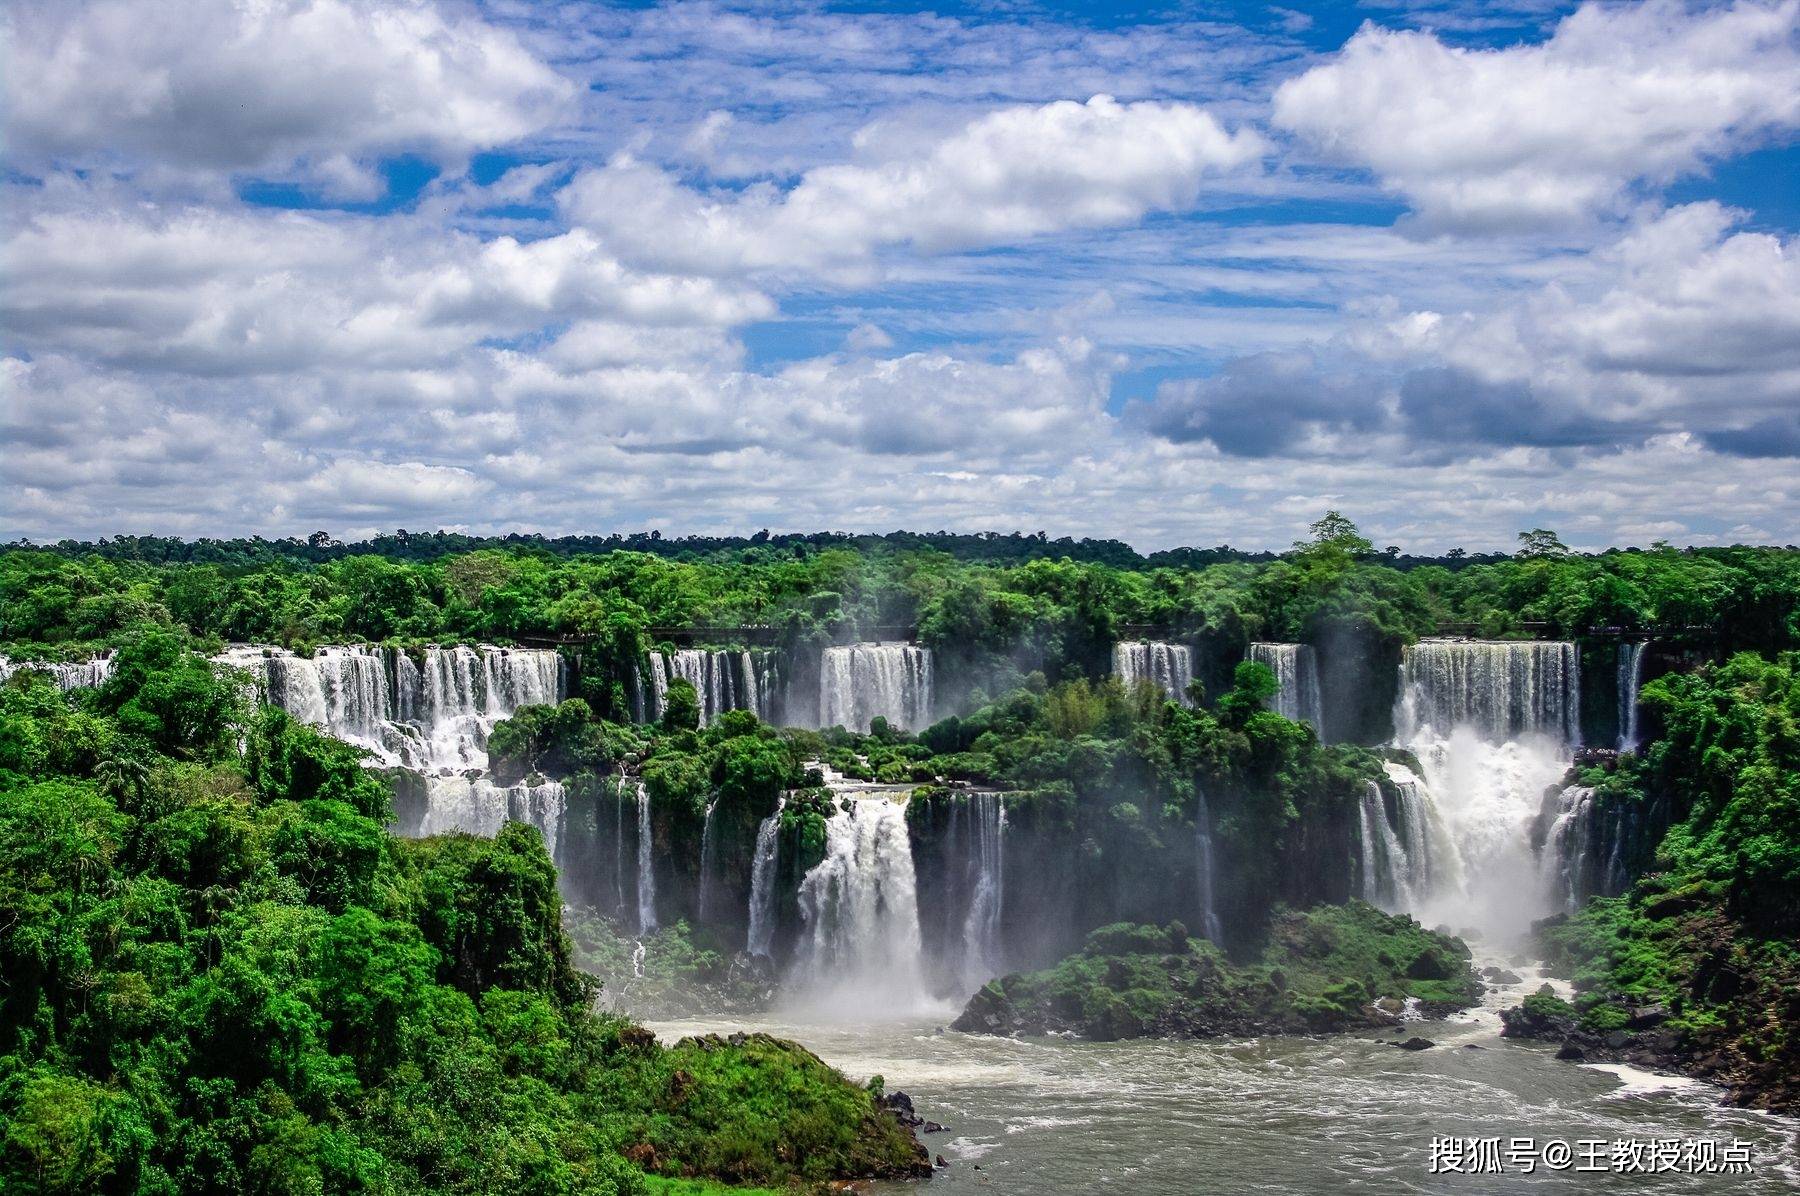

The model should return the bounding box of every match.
[1364,204,1800,442]
[561,95,1266,276]
[2,1,1795,552]
[3,0,573,182]
[1139,205,1800,461]
[0,201,772,375]
[1274,0,1800,230]
[1130,351,1387,456]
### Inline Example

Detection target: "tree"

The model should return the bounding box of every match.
[1300,511,1373,557]
[660,678,701,733]
[1516,528,1570,559]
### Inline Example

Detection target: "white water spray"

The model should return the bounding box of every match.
[1388,639,1580,941]
[789,794,931,1014]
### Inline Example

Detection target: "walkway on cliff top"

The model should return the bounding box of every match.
[519,622,1682,648]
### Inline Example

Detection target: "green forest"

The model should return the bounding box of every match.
[3,519,1799,1192]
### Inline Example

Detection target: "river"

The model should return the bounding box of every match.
[646,964,1799,1193]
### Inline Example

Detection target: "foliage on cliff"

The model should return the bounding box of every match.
[0,636,926,1193]
[952,903,1479,1041]
[1527,652,1800,1110]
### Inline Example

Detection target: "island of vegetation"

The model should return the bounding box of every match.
[952,904,1480,1041]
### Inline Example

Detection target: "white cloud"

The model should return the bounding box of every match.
[280,458,492,516]
[0,201,772,375]
[1274,0,1800,230]
[2,1,1795,552]
[1345,203,1800,450]
[561,95,1266,276]
[3,0,573,180]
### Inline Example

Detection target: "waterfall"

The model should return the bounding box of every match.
[1247,643,1322,728]
[1358,763,1446,912]
[789,795,929,1011]
[213,644,568,855]
[640,648,778,726]
[0,653,115,691]
[1617,641,1649,751]
[1193,790,1223,944]
[613,784,628,916]
[818,643,932,732]
[635,782,657,934]
[957,793,1008,990]
[746,798,785,957]
[419,777,566,860]
[1395,639,1580,744]
[1358,781,1405,908]
[1540,785,1596,914]
[696,798,720,923]
[1112,641,1194,705]
[1390,639,1580,939]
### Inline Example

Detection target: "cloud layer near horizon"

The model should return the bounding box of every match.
[4,0,1798,552]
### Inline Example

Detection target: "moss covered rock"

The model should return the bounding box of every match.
[952,902,1481,1040]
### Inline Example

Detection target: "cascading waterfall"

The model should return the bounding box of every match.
[635,782,657,934]
[1247,643,1322,728]
[1396,639,1580,744]
[818,643,932,732]
[640,648,777,725]
[696,798,720,923]
[0,653,115,691]
[1540,785,1596,914]
[789,794,929,1012]
[419,778,567,860]
[957,793,1008,990]
[1112,641,1194,705]
[1390,639,1580,939]
[1193,790,1224,944]
[745,798,786,957]
[213,644,568,854]
[1358,763,1447,911]
[613,785,628,916]
[1617,641,1649,751]
[1537,781,1644,911]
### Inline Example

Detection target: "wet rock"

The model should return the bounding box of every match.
[879,1090,923,1128]
[1627,1003,1669,1029]
[1397,1037,1435,1051]
[1604,1030,1632,1050]
[1375,996,1405,1014]
[936,1155,949,1168]
[1406,949,1456,981]
[1556,1041,1587,1061]
[1480,967,1523,985]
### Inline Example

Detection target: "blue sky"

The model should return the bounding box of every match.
[3,0,1797,550]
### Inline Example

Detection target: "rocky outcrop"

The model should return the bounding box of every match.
[953,903,1482,1042]
[1498,986,1799,1112]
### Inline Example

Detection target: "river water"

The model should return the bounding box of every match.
[646,965,1799,1193]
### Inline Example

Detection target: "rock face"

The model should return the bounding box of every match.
[1496,985,1796,1108]
[952,903,1482,1042]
